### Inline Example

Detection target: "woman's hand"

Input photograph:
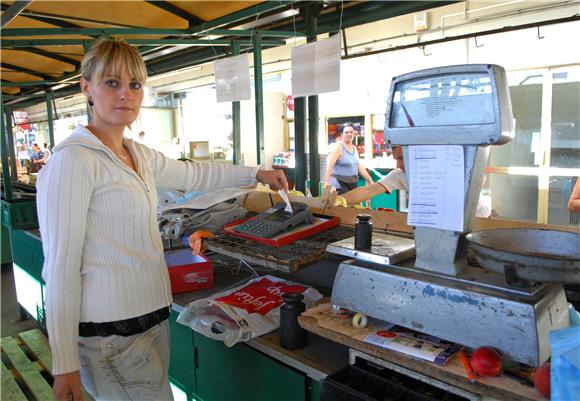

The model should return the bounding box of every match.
[256,169,289,193]
[53,371,84,401]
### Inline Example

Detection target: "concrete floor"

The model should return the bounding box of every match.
[1,263,40,337]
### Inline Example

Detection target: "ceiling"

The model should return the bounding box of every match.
[1,1,456,108]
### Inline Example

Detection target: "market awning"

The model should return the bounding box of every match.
[1,1,457,107]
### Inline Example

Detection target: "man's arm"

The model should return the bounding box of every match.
[343,183,385,204]
[568,179,580,212]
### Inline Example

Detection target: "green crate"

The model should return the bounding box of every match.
[1,199,39,230]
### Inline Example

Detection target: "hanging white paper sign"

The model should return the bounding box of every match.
[215,54,251,102]
[291,35,341,97]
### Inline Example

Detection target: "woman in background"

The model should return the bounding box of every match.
[325,124,373,194]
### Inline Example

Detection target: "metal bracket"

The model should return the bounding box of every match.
[537,26,544,39]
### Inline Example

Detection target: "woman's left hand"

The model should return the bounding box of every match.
[256,169,289,193]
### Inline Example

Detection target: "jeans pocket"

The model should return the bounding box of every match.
[99,325,164,393]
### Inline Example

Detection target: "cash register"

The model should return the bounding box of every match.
[234,202,313,238]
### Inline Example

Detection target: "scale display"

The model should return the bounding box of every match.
[390,72,494,127]
[384,64,514,145]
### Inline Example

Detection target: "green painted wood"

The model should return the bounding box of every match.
[308,378,321,401]
[194,332,306,401]
[18,330,52,370]
[1,38,285,48]
[1,223,12,264]
[46,92,55,148]
[3,105,18,182]
[0,96,12,200]
[169,310,197,400]
[253,32,264,166]
[11,230,44,281]
[231,40,241,166]
[2,28,304,38]
[1,1,31,29]
[1,337,55,401]
[1,360,27,401]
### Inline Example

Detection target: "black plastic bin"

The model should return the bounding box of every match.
[320,361,470,401]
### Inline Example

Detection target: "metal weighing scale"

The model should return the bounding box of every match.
[329,64,580,367]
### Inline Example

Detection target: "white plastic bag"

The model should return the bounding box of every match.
[176,275,322,346]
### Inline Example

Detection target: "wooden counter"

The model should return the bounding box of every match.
[299,302,543,401]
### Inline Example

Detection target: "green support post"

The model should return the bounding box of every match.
[231,41,242,166]
[4,107,18,182]
[1,95,13,200]
[46,92,55,148]
[306,3,322,197]
[294,97,306,193]
[252,32,264,166]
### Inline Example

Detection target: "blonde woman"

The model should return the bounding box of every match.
[37,38,288,401]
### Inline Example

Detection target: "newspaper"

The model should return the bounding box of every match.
[365,323,461,365]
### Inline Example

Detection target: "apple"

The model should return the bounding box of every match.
[470,347,502,377]
[534,362,550,399]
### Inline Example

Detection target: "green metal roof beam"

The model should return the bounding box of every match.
[2,38,286,47]
[1,80,55,87]
[1,0,32,29]
[2,27,305,38]
[145,0,206,27]
[186,1,296,34]
[1,62,56,80]
[0,3,84,29]
[18,47,81,68]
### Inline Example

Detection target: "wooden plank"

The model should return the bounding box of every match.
[1,337,56,401]
[299,302,542,401]
[1,360,28,401]
[18,330,96,401]
[18,330,52,371]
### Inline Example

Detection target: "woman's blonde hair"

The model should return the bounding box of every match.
[81,38,147,83]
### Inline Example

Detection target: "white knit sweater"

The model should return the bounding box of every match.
[37,125,259,374]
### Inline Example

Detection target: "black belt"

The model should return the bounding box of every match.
[79,306,171,337]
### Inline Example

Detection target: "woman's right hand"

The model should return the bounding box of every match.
[54,371,84,401]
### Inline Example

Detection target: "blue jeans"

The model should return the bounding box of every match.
[78,320,173,401]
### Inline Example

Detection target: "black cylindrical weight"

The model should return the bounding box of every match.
[280,292,307,350]
[354,214,372,251]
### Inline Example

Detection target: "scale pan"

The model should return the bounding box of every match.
[466,228,580,283]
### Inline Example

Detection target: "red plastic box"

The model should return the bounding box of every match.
[164,249,213,294]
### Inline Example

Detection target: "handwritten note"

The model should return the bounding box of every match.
[407,145,464,232]
[291,35,341,97]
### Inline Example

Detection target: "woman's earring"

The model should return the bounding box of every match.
[88,97,94,106]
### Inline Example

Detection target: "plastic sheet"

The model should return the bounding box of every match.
[549,325,580,401]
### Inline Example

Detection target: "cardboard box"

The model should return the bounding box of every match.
[164,249,213,294]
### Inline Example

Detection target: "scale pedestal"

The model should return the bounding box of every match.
[331,253,569,366]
